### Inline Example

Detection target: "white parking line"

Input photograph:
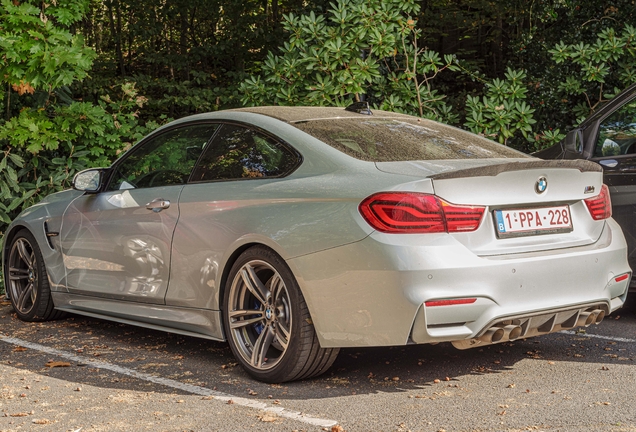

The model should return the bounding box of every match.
[0,334,338,428]
[560,330,636,343]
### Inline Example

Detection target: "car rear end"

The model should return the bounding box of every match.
[370,160,629,348]
[282,109,631,349]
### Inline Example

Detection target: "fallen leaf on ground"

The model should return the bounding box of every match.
[32,419,52,424]
[201,396,214,400]
[259,414,278,422]
[45,361,71,368]
[13,346,27,352]
[10,412,29,417]
[331,426,344,432]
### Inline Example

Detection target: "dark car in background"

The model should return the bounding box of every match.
[536,83,636,286]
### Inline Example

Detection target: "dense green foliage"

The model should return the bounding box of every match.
[1,0,635,293]
[0,0,156,292]
[239,0,459,123]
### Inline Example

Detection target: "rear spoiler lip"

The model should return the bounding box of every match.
[429,160,601,180]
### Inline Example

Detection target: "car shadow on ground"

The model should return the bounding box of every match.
[0,298,634,401]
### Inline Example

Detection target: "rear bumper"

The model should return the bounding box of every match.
[290,218,630,348]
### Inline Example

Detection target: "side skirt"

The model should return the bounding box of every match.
[52,292,225,342]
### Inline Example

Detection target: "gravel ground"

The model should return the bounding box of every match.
[0,296,635,432]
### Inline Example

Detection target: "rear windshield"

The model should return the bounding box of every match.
[292,117,529,161]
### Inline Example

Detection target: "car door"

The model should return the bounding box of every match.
[60,122,219,303]
[165,123,301,310]
[589,96,636,270]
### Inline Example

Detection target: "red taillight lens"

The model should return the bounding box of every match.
[441,200,486,232]
[359,192,485,233]
[584,184,612,220]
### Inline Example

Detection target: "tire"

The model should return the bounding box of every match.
[5,229,65,322]
[222,246,339,383]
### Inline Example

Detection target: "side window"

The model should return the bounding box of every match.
[190,124,299,182]
[594,97,636,157]
[108,123,219,190]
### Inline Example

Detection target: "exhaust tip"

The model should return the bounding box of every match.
[585,313,597,326]
[595,310,605,324]
[491,328,505,343]
[576,312,592,328]
[508,326,522,340]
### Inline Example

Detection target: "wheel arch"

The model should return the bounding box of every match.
[217,242,259,315]
[2,224,31,294]
[216,240,310,316]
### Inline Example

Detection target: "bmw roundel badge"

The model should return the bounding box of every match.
[535,176,548,194]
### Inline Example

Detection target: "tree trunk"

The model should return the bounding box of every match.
[272,0,279,26]
[106,0,125,76]
[180,9,190,80]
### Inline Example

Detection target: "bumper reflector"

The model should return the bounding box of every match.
[425,298,477,307]
[615,273,630,283]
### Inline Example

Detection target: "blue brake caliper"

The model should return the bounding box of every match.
[253,299,264,335]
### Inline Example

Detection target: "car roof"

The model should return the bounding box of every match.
[226,106,414,123]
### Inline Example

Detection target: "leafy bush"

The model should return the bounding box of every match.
[0,1,158,294]
[240,0,566,150]
[550,25,636,123]
[239,0,459,123]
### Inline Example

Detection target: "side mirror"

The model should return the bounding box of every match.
[563,129,583,153]
[72,168,105,193]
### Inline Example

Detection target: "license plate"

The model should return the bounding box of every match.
[494,205,573,238]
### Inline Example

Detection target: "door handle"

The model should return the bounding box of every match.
[146,198,170,212]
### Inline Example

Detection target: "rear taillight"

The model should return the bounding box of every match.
[584,184,612,220]
[359,192,485,234]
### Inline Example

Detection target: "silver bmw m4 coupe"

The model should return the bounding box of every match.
[2,105,631,382]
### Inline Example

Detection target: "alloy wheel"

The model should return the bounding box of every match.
[227,260,292,371]
[7,238,38,315]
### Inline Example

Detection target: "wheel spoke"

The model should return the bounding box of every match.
[251,324,274,368]
[16,282,33,312]
[240,264,269,305]
[270,274,284,303]
[274,321,290,350]
[16,240,32,267]
[229,310,266,329]
[30,283,37,303]
[8,267,29,280]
